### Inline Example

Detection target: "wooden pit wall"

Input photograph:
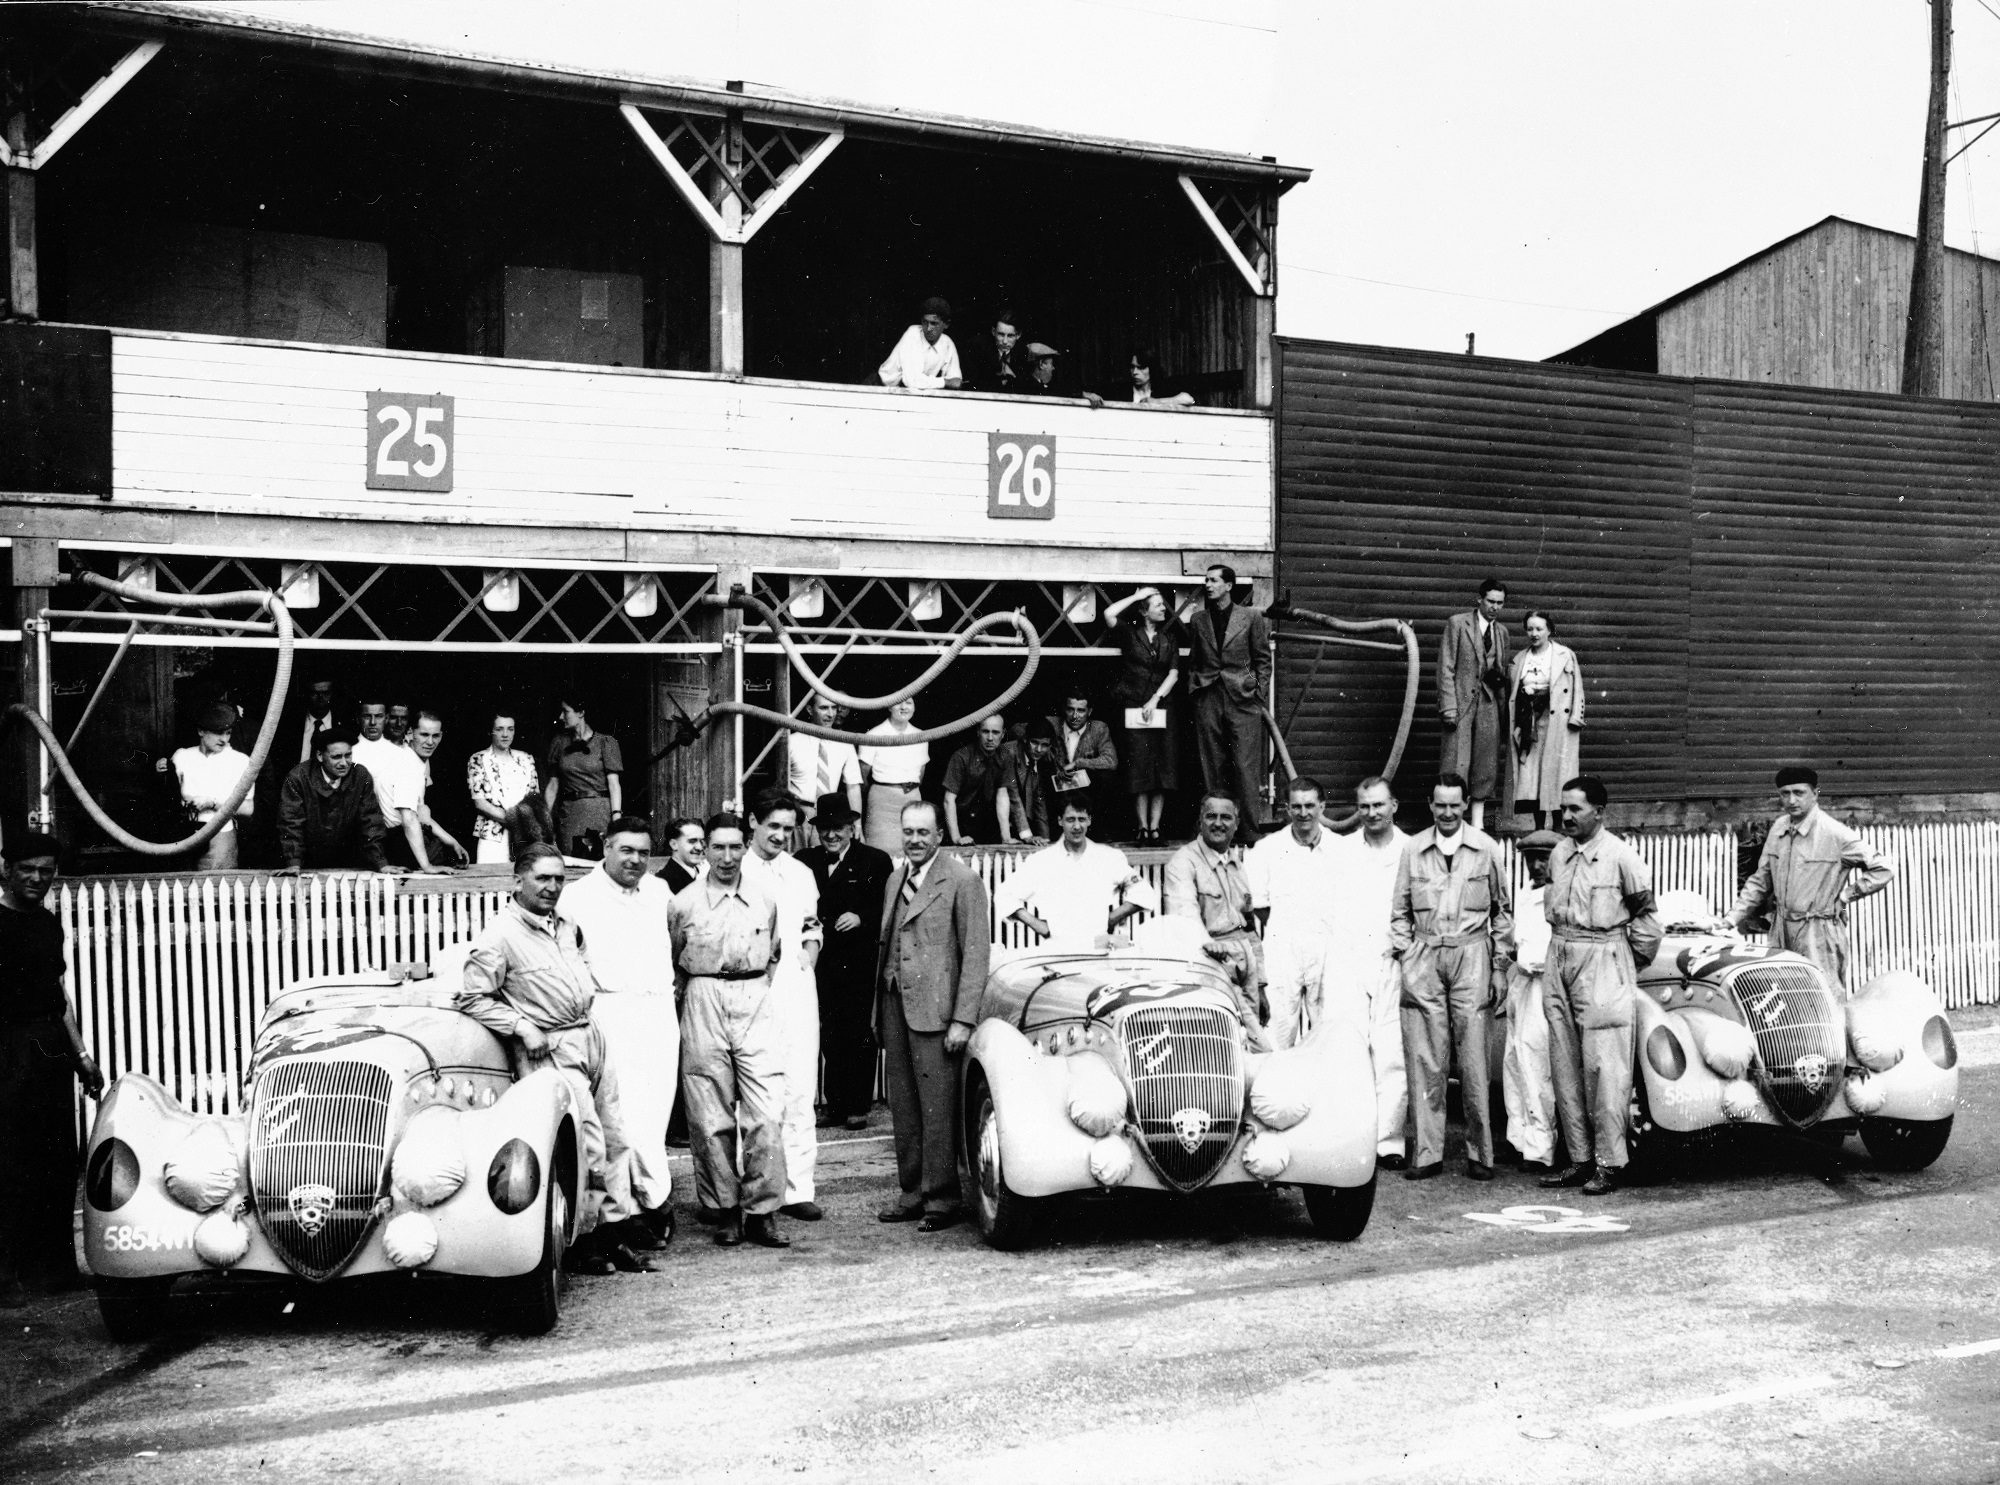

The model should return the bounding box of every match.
[1275,338,2000,815]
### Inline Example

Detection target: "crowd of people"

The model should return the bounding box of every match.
[0,560,1905,1296]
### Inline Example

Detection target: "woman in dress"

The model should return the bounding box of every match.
[858,696,928,852]
[1101,586,1184,842]
[542,697,623,858]
[467,711,540,865]
[1508,610,1584,830]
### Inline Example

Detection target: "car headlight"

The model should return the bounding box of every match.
[486,1139,541,1214]
[86,1138,140,1212]
[1645,1025,1687,1081]
[390,1107,467,1208]
[382,1211,439,1269]
[163,1121,241,1212]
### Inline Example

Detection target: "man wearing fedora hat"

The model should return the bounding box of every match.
[797,791,894,1130]
[171,702,255,870]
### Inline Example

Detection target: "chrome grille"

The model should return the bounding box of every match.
[1730,964,1845,1128]
[247,1059,393,1280]
[1117,1006,1244,1192]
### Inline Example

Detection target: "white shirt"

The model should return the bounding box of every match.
[557,867,675,997]
[877,325,962,390]
[742,849,824,985]
[786,733,862,806]
[1435,828,1465,859]
[1515,883,1551,973]
[1247,826,1343,938]
[171,745,253,827]
[996,839,1157,947]
[859,719,929,785]
[353,735,424,828]
[299,713,332,763]
[1330,827,1409,962]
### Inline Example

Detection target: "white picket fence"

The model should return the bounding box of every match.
[53,823,2000,1135]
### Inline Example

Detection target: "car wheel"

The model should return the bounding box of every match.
[966,1072,1048,1251]
[498,1161,569,1336]
[96,1276,175,1342]
[1860,1115,1953,1171]
[1301,1175,1375,1241]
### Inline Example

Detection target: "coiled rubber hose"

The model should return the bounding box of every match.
[694,587,1042,746]
[1261,600,1421,830]
[4,574,294,857]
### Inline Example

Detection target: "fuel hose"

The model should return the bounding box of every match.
[4,573,295,857]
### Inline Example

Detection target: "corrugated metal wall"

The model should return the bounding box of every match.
[1277,339,2000,807]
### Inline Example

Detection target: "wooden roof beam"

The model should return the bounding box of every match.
[3,39,161,170]
[620,101,841,246]
[1178,173,1271,298]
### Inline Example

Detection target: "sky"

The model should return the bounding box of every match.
[196,0,2000,361]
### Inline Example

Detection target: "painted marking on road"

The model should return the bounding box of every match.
[1936,1336,2000,1359]
[1063,1267,1194,1300]
[1598,1373,1838,1427]
[1464,1203,1630,1235]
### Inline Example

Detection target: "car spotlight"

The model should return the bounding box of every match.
[1645,1025,1687,1080]
[1922,1015,1958,1070]
[486,1139,542,1214]
[86,1138,141,1212]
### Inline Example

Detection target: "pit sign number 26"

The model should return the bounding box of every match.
[366,392,455,492]
[987,433,1056,521]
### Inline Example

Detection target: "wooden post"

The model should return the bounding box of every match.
[1244,294,1275,409]
[9,539,57,839]
[5,112,36,320]
[1903,0,1951,397]
[709,110,746,374]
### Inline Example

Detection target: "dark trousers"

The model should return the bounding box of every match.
[384,822,460,870]
[818,955,877,1119]
[1194,685,1265,838]
[1,1025,79,1287]
[880,990,961,1213]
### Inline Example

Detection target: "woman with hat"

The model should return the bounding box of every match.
[171,703,255,870]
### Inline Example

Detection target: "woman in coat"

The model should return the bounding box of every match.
[1508,610,1584,829]
[1100,586,1184,842]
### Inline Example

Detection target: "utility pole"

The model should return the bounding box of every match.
[1903,0,1951,397]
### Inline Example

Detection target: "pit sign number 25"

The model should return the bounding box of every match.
[366,392,455,492]
[987,433,1056,521]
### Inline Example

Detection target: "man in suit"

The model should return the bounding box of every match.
[798,793,894,1129]
[1439,577,1511,831]
[657,816,706,894]
[875,799,991,1231]
[962,307,1024,394]
[1044,693,1118,816]
[1187,564,1271,844]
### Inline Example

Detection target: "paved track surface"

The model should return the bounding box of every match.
[4,1015,1997,1483]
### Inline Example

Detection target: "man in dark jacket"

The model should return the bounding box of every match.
[1187,563,1271,843]
[796,793,893,1129]
[277,727,390,872]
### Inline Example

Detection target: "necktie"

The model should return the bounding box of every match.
[902,869,918,906]
[816,742,833,798]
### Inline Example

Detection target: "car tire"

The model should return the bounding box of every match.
[965,1070,1048,1251]
[1860,1115,1953,1171]
[497,1154,570,1336]
[1302,1175,1375,1242]
[96,1276,175,1342]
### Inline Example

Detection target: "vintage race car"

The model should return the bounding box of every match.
[81,944,585,1340]
[960,923,1378,1249]
[1629,893,1960,1171]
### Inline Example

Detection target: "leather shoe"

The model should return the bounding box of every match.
[1375,1153,1408,1172]
[778,1201,824,1222]
[878,1201,925,1223]
[644,1205,676,1247]
[918,1207,963,1232]
[843,1115,870,1131]
[618,1216,670,1252]
[565,1245,616,1276]
[1465,1162,1495,1181]
[744,1213,791,1248]
[1402,1161,1444,1181]
[713,1209,745,1246]
[1581,1165,1621,1196]
[604,1241,658,1273]
[1539,1162,1593,1190]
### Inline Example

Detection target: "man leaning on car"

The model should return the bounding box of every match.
[458,844,654,1275]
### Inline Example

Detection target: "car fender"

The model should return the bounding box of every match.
[965,1019,1100,1198]
[1837,971,1959,1123]
[1634,996,1738,1132]
[1258,1020,1377,1189]
[405,1066,580,1279]
[82,1075,226,1279]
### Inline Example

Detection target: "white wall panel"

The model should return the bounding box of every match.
[111,334,1272,551]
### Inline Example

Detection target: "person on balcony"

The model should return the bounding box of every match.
[877,296,963,390]
[397,711,470,871]
[543,697,623,859]
[1084,348,1197,410]
[963,306,1023,393]
[355,699,446,874]
[172,702,255,870]
[1187,564,1270,844]
[276,728,390,874]
[468,711,540,866]
[859,696,927,853]
[1102,587,1185,843]
[1045,692,1118,816]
